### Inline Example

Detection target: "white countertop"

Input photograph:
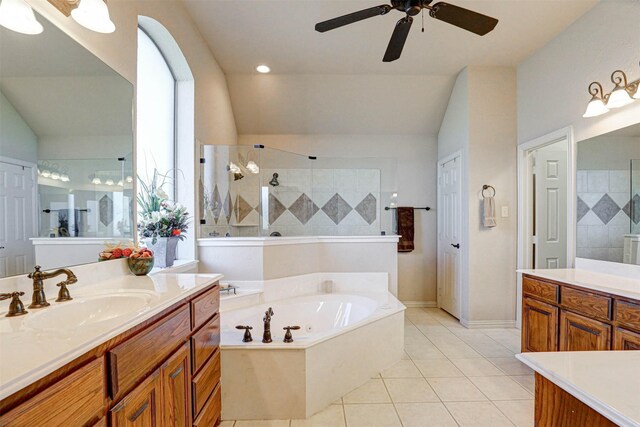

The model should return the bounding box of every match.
[197,235,400,247]
[518,268,640,301]
[0,273,223,401]
[517,351,640,427]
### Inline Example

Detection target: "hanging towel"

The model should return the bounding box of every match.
[483,196,497,228]
[396,207,415,252]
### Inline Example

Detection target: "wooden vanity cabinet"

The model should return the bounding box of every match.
[522,274,640,353]
[0,282,221,427]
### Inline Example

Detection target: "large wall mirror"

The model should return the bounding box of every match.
[0,13,134,278]
[576,123,640,265]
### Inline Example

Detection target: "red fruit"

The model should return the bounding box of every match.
[145,249,153,255]
[112,248,123,258]
[172,229,181,236]
[122,248,132,257]
[142,252,151,258]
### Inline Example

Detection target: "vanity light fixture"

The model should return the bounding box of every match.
[70,0,115,33]
[256,65,271,74]
[91,177,102,185]
[0,0,44,35]
[125,175,133,183]
[41,170,51,178]
[584,64,639,118]
[105,178,114,186]
[60,174,70,182]
[50,172,61,180]
[117,179,123,186]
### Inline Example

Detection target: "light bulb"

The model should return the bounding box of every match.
[246,161,260,174]
[126,176,133,183]
[71,0,115,33]
[41,170,51,178]
[50,172,60,180]
[117,180,123,186]
[256,65,271,74]
[91,177,102,185]
[607,86,634,109]
[229,162,241,174]
[0,0,43,35]
[583,97,609,118]
[60,174,70,182]
[105,179,114,186]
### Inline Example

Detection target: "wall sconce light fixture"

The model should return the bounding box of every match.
[583,63,639,118]
[47,0,115,33]
[0,0,44,35]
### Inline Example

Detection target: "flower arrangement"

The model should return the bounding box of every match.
[137,169,190,244]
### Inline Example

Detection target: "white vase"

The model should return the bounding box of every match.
[144,236,178,268]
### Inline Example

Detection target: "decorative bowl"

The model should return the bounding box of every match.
[127,256,154,276]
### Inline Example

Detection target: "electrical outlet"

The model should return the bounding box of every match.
[501,206,509,217]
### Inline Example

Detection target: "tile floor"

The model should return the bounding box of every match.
[220,307,534,427]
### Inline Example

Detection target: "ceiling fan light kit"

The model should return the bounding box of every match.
[583,63,640,118]
[315,0,498,62]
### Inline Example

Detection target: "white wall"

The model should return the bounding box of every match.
[239,134,437,306]
[517,0,640,145]
[0,92,37,163]
[438,66,518,325]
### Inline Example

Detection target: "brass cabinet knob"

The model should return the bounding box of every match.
[0,292,28,317]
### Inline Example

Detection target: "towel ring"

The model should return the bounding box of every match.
[482,185,495,198]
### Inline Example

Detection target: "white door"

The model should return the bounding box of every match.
[438,155,462,319]
[0,161,36,277]
[534,149,567,269]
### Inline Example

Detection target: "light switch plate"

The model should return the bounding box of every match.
[501,206,509,217]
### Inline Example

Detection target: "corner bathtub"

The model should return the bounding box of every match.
[220,292,405,420]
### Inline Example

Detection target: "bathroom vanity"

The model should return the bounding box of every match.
[0,273,222,427]
[520,269,640,352]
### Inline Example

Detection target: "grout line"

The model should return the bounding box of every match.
[341,401,347,426]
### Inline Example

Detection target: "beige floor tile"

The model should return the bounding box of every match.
[451,358,505,377]
[219,422,235,427]
[469,376,533,400]
[404,343,447,360]
[427,377,487,402]
[413,359,465,378]
[471,343,516,358]
[343,404,401,427]
[291,404,345,427]
[384,378,440,403]
[395,403,458,427]
[381,360,422,378]
[332,398,343,405]
[343,379,391,404]
[234,421,290,427]
[437,345,482,359]
[488,357,534,376]
[494,400,534,427]
[445,401,514,426]
[510,375,535,394]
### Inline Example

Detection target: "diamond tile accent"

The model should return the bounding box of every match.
[322,193,352,225]
[288,193,319,225]
[223,191,233,223]
[576,196,589,223]
[623,193,640,224]
[212,185,222,224]
[591,193,620,224]
[99,195,113,226]
[355,193,377,225]
[235,195,254,223]
[268,193,287,224]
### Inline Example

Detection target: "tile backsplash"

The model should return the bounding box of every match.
[577,169,638,263]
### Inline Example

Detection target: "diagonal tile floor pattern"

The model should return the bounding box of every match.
[221,307,534,427]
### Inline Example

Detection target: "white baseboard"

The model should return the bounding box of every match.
[402,301,437,308]
[460,319,517,329]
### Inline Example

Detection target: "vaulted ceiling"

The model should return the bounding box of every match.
[182,0,597,135]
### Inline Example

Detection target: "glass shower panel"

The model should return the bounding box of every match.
[37,156,133,238]
[632,159,640,235]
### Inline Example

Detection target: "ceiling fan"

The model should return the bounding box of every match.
[315,0,499,62]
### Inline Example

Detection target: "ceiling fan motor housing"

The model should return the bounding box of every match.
[391,0,433,16]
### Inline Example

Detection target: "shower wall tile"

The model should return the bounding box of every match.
[587,171,609,193]
[609,170,630,193]
[312,169,334,190]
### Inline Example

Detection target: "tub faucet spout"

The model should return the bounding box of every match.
[263,307,274,343]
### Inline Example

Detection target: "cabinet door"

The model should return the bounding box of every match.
[110,371,162,427]
[522,297,558,352]
[560,310,611,351]
[613,327,640,350]
[161,343,192,427]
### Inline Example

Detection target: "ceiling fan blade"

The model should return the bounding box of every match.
[429,2,498,36]
[383,16,413,62]
[315,5,391,33]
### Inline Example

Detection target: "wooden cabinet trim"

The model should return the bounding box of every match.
[192,348,221,418]
[561,287,612,321]
[191,285,220,331]
[192,313,221,374]
[193,383,222,427]
[110,370,162,427]
[522,297,559,353]
[523,276,559,304]
[613,327,640,350]
[559,310,611,351]
[614,300,640,332]
[161,342,192,427]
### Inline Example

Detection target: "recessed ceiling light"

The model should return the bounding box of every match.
[256,65,271,74]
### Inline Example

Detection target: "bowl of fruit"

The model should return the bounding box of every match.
[126,248,155,276]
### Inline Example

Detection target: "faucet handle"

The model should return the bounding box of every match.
[283,325,301,343]
[0,292,28,317]
[27,265,41,279]
[235,325,253,342]
[55,280,74,302]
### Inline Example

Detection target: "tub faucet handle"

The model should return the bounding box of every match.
[235,325,253,342]
[283,325,301,343]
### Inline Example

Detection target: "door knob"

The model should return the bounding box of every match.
[451,243,460,249]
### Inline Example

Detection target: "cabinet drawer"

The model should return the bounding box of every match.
[192,313,221,374]
[523,277,558,303]
[191,284,220,330]
[109,305,191,399]
[193,383,221,427]
[561,287,611,321]
[613,327,640,350]
[192,349,221,417]
[614,300,640,332]
[1,357,105,427]
[560,310,611,351]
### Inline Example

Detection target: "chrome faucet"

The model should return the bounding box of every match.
[262,307,274,343]
[27,265,77,308]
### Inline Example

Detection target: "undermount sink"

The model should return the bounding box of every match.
[23,291,159,330]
